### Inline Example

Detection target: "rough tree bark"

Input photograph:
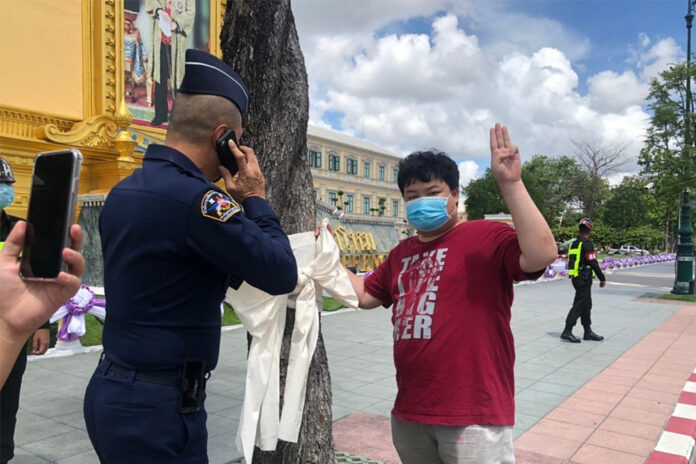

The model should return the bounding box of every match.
[220,1,335,463]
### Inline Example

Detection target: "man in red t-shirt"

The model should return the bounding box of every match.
[341,124,557,463]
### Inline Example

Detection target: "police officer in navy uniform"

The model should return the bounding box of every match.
[83,50,298,462]
[561,218,607,343]
[1,157,52,464]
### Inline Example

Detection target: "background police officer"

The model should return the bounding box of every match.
[83,50,298,462]
[0,157,53,464]
[561,218,607,343]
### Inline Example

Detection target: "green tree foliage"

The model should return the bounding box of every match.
[639,61,696,249]
[599,176,657,234]
[464,156,583,223]
[462,168,507,220]
[522,155,582,226]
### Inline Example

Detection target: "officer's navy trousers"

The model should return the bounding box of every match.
[83,359,208,463]
[565,277,593,329]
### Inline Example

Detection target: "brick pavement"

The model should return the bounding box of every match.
[10,262,690,463]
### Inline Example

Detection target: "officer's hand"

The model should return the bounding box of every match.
[219,142,266,202]
[490,123,522,187]
[600,280,607,288]
[31,328,50,355]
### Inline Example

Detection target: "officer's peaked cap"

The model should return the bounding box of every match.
[178,49,250,117]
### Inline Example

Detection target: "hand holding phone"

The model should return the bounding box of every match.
[20,149,82,280]
[215,129,239,177]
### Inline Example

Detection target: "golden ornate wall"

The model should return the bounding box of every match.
[0,0,227,218]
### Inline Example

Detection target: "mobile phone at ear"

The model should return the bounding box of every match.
[19,149,82,280]
[215,128,239,176]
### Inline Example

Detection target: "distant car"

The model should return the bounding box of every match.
[619,245,649,256]
[608,247,620,255]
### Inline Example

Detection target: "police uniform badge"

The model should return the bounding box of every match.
[201,190,240,222]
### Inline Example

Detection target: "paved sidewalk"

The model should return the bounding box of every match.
[10,262,689,463]
[515,301,696,464]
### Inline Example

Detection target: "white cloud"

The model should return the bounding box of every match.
[587,71,648,114]
[458,160,480,190]
[296,1,680,178]
[628,36,681,82]
[293,0,472,37]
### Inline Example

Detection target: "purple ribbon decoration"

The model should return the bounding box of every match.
[52,285,106,342]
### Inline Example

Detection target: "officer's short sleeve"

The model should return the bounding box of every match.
[186,189,298,295]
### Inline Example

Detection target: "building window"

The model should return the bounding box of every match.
[328,153,340,171]
[307,148,322,168]
[393,167,398,183]
[363,161,371,178]
[363,196,371,214]
[346,194,354,213]
[379,165,385,181]
[346,158,358,175]
[328,191,337,206]
[392,199,399,217]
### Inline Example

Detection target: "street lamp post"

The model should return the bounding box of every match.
[672,189,694,294]
[686,1,694,147]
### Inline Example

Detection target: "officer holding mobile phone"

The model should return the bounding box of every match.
[0,157,51,464]
[83,50,298,462]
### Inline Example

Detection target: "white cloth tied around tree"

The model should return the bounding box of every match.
[225,218,358,464]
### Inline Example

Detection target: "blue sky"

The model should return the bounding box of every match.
[293,0,689,186]
[502,1,689,91]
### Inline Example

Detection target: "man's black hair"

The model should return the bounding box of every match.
[579,224,592,235]
[397,149,459,195]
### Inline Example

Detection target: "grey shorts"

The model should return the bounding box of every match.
[391,416,515,464]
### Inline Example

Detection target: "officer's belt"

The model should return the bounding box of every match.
[101,355,180,386]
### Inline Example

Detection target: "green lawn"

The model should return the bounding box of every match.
[659,293,696,303]
[32,297,346,351]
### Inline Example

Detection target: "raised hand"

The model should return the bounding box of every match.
[489,123,522,187]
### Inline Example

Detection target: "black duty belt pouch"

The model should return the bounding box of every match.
[578,267,592,280]
[179,357,207,414]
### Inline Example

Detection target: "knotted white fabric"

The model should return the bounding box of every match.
[225,219,358,464]
[50,285,106,341]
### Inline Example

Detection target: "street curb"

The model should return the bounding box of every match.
[646,365,696,464]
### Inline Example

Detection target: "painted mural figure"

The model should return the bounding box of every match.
[145,0,195,126]
[124,10,150,105]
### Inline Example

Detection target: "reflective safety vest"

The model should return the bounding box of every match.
[0,241,4,251]
[567,239,582,278]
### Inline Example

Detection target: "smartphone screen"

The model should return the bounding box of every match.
[20,150,81,279]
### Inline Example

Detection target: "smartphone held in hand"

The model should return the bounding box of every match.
[19,149,82,280]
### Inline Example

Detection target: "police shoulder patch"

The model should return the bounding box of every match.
[201,190,241,222]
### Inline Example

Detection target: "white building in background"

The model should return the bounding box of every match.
[306,125,405,221]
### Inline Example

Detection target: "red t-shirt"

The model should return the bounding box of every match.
[364,220,543,426]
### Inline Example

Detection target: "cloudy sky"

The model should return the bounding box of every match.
[290,0,688,188]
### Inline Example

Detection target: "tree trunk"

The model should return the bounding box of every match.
[220,2,335,463]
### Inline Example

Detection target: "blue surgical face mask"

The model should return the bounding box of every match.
[406,195,453,232]
[0,184,14,210]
